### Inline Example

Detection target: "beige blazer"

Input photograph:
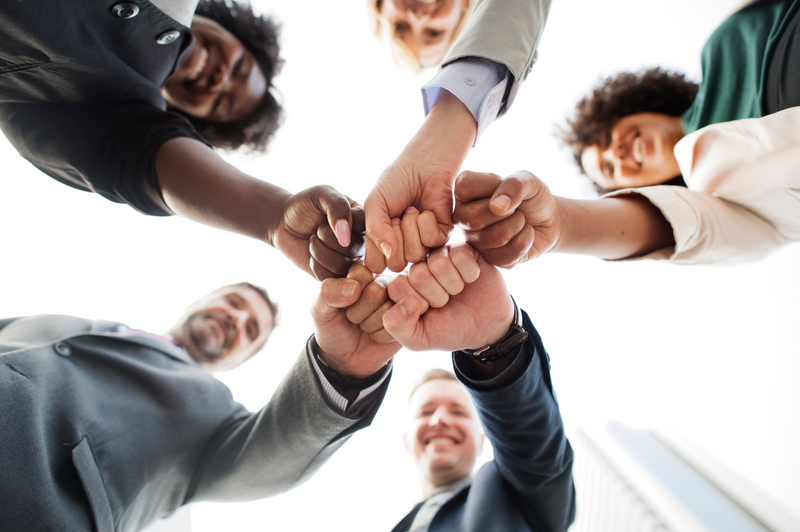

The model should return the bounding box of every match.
[443,0,554,115]
[610,106,800,265]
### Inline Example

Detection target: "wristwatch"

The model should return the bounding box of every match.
[458,296,528,365]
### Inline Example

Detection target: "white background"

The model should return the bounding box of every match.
[1,0,798,529]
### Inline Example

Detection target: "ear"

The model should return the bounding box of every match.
[475,432,485,456]
[403,430,414,455]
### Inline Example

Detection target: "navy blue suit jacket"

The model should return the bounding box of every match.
[392,311,576,532]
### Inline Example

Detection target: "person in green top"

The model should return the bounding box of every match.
[561,0,800,193]
[438,0,800,270]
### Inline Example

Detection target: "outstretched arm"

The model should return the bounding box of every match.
[156,137,363,279]
[382,250,576,531]
[363,91,476,273]
[453,169,675,267]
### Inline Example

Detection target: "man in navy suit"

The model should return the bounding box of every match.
[380,247,577,532]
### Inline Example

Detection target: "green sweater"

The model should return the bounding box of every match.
[682,0,800,134]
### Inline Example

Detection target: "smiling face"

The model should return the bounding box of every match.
[581,113,685,190]
[162,15,267,123]
[381,0,470,67]
[170,284,274,373]
[404,378,483,491]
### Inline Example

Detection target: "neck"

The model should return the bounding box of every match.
[419,470,469,499]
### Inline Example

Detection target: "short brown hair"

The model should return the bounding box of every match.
[560,68,699,184]
[409,368,459,401]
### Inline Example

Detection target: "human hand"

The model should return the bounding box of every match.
[453,170,561,268]
[364,91,477,274]
[273,185,365,280]
[383,251,513,353]
[309,206,366,280]
[313,264,400,379]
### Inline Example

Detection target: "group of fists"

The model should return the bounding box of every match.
[280,168,561,378]
[281,169,559,282]
[310,206,518,381]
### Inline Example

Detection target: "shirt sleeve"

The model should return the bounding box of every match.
[0,101,208,216]
[306,336,392,417]
[422,58,509,145]
[604,187,789,265]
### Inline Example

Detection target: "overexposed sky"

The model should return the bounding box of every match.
[1,0,798,530]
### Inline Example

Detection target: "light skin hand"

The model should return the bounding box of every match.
[453,170,560,268]
[156,137,358,279]
[343,264,395,344]
[454,169,677,263]
[313,271,400,383]
[383,255,513,353]
[364,90,477,274]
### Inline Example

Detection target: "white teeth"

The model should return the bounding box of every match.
[632,136,643,164]
[187,47,208,82]
[428,437,453,445]
[416,0,438,4]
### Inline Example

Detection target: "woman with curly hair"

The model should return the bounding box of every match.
[453,0,800,267]
[565,0,799,193]
[0,0,360,280]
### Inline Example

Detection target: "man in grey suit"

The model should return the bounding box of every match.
[0,279,399,532]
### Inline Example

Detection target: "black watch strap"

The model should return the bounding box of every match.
[458,296,528,365]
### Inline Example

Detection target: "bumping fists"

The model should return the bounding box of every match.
[454,170,561,268]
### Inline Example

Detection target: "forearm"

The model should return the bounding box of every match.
[400,90,476,179]
[156,137,292,246]
[553,195,675,260]
[455,312,575,531]
[187,349,386,502]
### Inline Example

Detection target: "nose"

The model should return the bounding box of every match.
[209,63,231,93]
[428,406,450,427]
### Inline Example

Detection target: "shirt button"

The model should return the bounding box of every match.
[486,96,493,106]
[54,342,72,357]
[111,3,139,19]
[463,77,475,86]
[156,30,181,45]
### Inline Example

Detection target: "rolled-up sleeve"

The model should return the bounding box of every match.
[606,186,788,265]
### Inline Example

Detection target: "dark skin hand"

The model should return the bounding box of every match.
[156,137,362,280]
[309,207,366,280]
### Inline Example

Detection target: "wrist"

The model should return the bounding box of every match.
[312,336,383,380]
[264,190,294,247]
[404,91,476,175]
[457,296,527,378]
[549,196,571,254]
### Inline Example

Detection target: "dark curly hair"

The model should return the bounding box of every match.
[560,68,699,182]
[174,0,284,153]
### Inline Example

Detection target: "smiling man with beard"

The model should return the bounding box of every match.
[0,278,401,531]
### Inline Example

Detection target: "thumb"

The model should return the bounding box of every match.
[488,170,539,216]
[382,295,425,350]
[313,278,362,322]
[365,196,398,272]
[315,187,354,248]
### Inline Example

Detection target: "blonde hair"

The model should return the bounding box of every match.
[366,0,472,73]
[408,368,459,401]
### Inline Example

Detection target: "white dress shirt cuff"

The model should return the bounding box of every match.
[306,337,392,416]
[422,58,509,146]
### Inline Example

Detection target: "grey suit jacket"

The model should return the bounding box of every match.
[443,0,553,115]
[0,315,388,532]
